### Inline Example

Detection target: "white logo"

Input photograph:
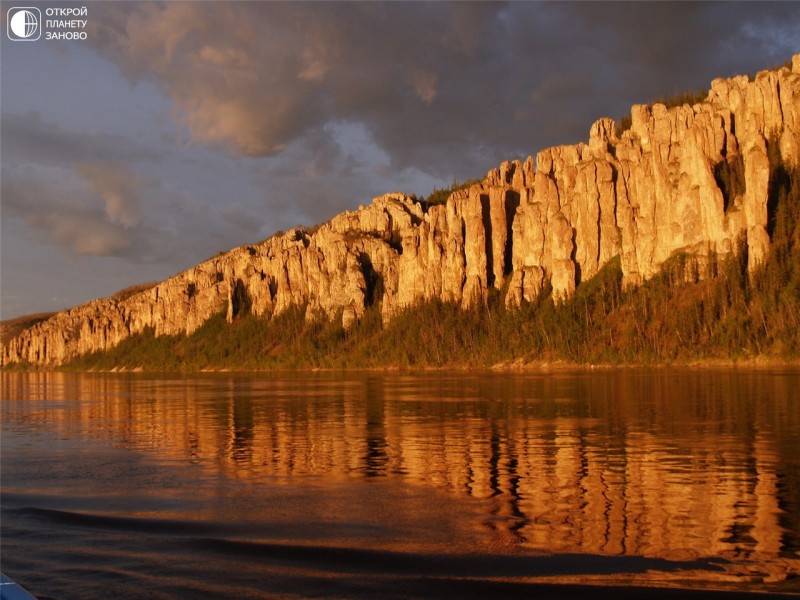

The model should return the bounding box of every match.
[7,7,41,41]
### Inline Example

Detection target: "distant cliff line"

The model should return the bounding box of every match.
[3,54,800,367]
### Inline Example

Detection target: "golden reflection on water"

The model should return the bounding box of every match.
[3,370,799,586]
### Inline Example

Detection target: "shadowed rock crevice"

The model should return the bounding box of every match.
[714,154,746,213]
[504,191,520,277]
[227,278,251,322]
[358,253,384,308]
[766,137,790,240]
[480,193,494,288]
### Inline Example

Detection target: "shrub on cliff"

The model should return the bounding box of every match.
[422,179,480,209]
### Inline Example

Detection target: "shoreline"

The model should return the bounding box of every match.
[4,355,800,375]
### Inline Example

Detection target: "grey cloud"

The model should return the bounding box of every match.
[89,2,330,156]
[75,162,142,228]
[0,112,208,266]
[35,213,132,257]
[531,73,594,107]
[87,2,513,174]
[0,162,190,264]
[303,126,346,179]
[219,203,263,239]
[0,111,162,167]
[86,2,799,183]
[2,165,134,257]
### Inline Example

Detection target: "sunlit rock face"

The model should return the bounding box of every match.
[508,58,800,300]
[3,56,800,366]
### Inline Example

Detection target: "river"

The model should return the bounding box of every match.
[1,370,798,599]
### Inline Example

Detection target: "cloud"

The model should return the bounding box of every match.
[0,111,161,167]
[87,3,329,156]
[410,70,439,104]
[84,2,799,182]
[86,3,503,170]
[75,162,142,228]
[1,159,222,266]
[0,111,159,258]
[0,111,223,266]
[41,213,132,257]
[1,164,134,257]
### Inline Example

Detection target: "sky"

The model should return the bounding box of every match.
[1,2,798,320]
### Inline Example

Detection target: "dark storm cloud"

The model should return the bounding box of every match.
[86,2,799,178]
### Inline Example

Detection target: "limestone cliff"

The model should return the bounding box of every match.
[4,55,800,366]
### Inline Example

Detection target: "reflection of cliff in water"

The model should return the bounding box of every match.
[4,370,799,581]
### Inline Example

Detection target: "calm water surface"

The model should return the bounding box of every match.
[1,370,799,599]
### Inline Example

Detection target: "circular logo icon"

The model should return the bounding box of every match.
[7,7,41,41]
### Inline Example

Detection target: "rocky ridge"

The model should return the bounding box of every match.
[4,55,800,366]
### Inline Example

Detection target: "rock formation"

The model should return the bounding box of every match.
[4,55,800,366]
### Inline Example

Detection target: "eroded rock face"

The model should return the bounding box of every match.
[505,58,800,301]
[4,57,799,366]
